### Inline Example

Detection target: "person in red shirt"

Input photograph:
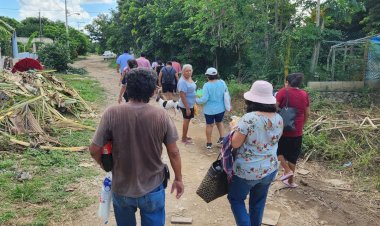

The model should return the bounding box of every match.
[136,53,151,69]
[276,73,310,188]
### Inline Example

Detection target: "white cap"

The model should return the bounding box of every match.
[205,67,218,76]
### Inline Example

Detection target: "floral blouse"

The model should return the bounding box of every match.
[233,112,283,180]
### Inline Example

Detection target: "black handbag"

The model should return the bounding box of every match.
[196,154,228,203]
[279,88,297,131]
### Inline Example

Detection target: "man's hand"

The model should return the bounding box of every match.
[186,108,191,116]
[89,143,104,169]
[118,96,122,104]
[165,142,183,199]
[171,179,184,199]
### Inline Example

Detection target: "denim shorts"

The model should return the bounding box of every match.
[205,111,225,124]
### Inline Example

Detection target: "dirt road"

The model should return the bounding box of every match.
[63,55,379,226]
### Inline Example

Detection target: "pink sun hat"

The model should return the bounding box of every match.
[243,80,276,104]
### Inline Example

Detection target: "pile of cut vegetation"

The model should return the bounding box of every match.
[0,70,95,151]
[303,91,380,178]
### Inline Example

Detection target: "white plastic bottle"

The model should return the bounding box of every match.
[98,172,112,224]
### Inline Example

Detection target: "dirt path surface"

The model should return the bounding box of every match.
[62,55,380,226]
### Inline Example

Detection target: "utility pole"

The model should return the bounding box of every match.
[65,0,69,48]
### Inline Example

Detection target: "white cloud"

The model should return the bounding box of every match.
[80,0,113,4]
[19,0,91,28]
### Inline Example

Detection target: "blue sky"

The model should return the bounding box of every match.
[0,0,117,31]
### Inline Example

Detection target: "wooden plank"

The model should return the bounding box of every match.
[262,209,281,226]
[171,216,193,224]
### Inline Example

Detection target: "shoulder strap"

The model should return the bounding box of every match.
[285,88,289,108]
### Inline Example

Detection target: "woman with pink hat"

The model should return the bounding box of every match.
[228,80,283,226]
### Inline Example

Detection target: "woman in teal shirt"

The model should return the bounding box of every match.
[196,67,228,149]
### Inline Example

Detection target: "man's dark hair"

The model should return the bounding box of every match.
[157,59,162,65]
[287,73,304,88]
[124,49,129,53]
[126,68,157,103]
[207,74,219,80]
[141,53,146,57]
[128,59,138,69]
[166,61,172,66]
[245,100,276,113]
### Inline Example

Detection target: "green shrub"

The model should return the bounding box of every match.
[66,66,88,75]
[227,80,250,97]
[37,43,72,72]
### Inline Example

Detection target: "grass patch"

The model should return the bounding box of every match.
[0,148,97,224]
[59,74,105,103]
[108,60,117,69]
[0,72,104,224]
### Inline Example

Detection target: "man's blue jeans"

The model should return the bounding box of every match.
[112,183,165,226]
[227,170,277,226]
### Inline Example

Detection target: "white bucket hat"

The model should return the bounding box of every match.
[205,67,218,76]
[243,80,276,104]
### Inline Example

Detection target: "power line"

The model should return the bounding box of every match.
[0,7,110,14]
[0,7,62,12]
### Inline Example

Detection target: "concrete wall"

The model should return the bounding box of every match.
[0,57,3,71]
[365,80,380,89]
[307,81,365,91]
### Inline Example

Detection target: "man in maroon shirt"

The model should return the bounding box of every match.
[276,73,310,188]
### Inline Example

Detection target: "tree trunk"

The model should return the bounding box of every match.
[310,0,321,73]
[237,43,241,78]
[284,35,291,82]
[274,0,279,32]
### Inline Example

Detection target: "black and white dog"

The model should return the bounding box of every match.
[155,91,180,114]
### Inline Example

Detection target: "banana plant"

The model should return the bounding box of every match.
[0,18,13,41]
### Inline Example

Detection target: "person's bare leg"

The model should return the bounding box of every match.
[278,155,292,174]
[287,162,296,184]
[215,122,224,138]
[206,124,214,143]
[182,119,190,142]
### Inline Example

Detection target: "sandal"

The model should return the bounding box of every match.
[186,137,193,141]
[283,179,298,188]
[181,140,194,145]
[279,171,294,181]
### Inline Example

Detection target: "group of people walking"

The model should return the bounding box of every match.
[90,50,310,226]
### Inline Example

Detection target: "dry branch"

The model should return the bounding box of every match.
[0,70,96,151]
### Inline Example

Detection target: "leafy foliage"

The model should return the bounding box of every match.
[0,16,89,59]
[37,43,72,71]
[85,0,379,86]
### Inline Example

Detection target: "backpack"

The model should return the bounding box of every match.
[161,67,176,85]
